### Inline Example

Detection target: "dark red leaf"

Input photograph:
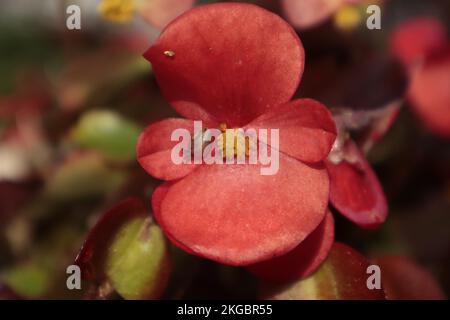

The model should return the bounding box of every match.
[326,140,387,228]
[261,242,385,300]
[373,255,446,300]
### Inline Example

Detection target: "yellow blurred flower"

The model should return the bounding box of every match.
[97,0,137,23]
[334,4,362,31]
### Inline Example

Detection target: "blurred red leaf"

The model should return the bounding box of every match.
[408,47,450,138]
[390,17,447,69]
[373,255,446,300]
[0,283,24,300]
[0,70,50,120]
[261,242,386,300]
[0,180,39,223]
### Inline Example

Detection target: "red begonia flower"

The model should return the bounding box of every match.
[389,17,450,138]
[407,48,450,138]
[247,209,334,282]
[326,139,387,229]
[373,255,446,300]
[389,17,447,69]
[138,3,337,266]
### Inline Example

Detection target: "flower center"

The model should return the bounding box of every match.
[191,123,255,159]
[217,123,252,158]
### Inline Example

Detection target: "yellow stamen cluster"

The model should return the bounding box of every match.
[217,124,253,158]
[97,0,136,23]
[190,124,256,159]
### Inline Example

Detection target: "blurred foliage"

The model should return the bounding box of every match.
[45,152,128,201]
[0,20,64,94]
[1,264,50,298]
[69,110,141,163]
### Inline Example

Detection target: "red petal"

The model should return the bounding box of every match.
[262,242,386,300]
[326,140,387,228]
[248,99,336,163]
[247,210,334,282]
[138,0,194,29]
[158,153,329,266]
[144,3,304,127]
[136,118,198,180]
[151,182,195,254]
[389,17,447,68]
[373,256,446,300]
[408,49,450,138]
[282,0,344,29]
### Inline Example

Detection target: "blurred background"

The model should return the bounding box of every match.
[0,0,449,299]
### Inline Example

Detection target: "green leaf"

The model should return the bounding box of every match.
[57,53,149,112]
[70,110,140,163]
[1,264,49,298]
[106,217,170,300]
[75,198,170,300]
[45,152,127,201]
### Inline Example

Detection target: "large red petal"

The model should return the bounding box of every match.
[248,99,336,163]
[389,17,447,69]
[151,182,195,254]
[138,0,194,29]
[326,140,387,228]
[247,210,334,282]
[408,49,450,138]
[144,3,304,127]
[373,256,446,300]
[158,153,329,266]
[136,118,198,180]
